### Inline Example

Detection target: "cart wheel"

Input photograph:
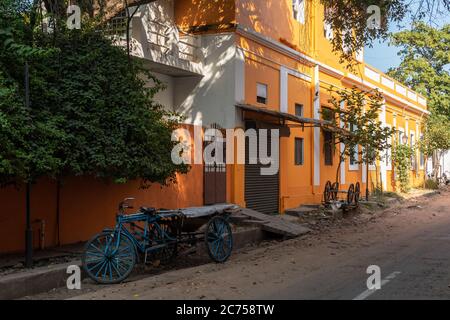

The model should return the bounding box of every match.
[205,216,233,263]
[82,231,136,284]
[324,181,332,203]
[347,184,355,205]
[354,182,361,204]
[331,182,339,201]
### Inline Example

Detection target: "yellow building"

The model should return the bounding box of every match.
[0,0,430,254]
[167,0,428,213]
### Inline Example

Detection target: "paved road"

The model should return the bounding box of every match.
[31,188,450,300]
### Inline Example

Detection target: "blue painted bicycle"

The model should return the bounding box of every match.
[82,198,234,284]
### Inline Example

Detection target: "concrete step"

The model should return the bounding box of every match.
[285,206,319,217]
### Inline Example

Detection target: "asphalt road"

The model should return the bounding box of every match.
[29,188,450,300]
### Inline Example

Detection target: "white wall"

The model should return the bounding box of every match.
[173,33,239,129]
[426,150,450,176]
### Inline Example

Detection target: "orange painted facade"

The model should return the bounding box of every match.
[0,125,203,254]
[0,0,429,254]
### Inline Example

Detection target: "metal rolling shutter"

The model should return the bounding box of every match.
[245,122,280,214]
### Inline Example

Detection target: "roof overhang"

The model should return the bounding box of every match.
[236,103,348,135]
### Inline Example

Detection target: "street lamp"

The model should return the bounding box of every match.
[402,134,408,145]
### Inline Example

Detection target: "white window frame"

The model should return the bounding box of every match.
[385,124,392,171]
[349,123,359,171]
[410,130,416,170]
[398,127,405,145]
[293,0,305,24]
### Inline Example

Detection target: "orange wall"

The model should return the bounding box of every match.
[175,0,236,29]
[0,125,204,254]
[237,0,313,56]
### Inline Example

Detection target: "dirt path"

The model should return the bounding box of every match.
[27,187,450,300]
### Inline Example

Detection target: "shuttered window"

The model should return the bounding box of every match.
[295,138,304,165]
[324,131,333,166]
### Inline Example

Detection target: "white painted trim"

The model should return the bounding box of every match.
[380,103,388,190]
[236,25,427,114]
[313,65,321,186]
[340,101,346,185]
[236,25,344,79]
[235,46,245,104]
[280,66,288,113]
[344,74,429,115]
[381,76,395,89]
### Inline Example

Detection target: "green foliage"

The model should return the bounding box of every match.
[0,1,188,187]
[418,114,450,158]
[388,22,450,120]
[326,87,395,182]
[424,179,439,190]
[393,143,414,192]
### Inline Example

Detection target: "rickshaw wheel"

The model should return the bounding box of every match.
[331,182,339,201]
[82,231,136,284]
[347,184,355,205]
[205,216,233,263]
[354,182,361,204]
[324,181,332,203]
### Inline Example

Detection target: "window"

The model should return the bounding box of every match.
[324,131,334,166]
[256,83,268,104]
[293,0,305,23]
[385,126,392,170]
[324,6,334,40]
[295,103,304,117]
[410,132,416,169]
[321,107,334,121]
[295,138,304,165]
[419,134,425,168]
[398,129,404,144]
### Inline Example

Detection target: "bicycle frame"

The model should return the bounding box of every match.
[108,211,180,256]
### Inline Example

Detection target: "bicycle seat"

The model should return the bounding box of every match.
[140,207,156,215]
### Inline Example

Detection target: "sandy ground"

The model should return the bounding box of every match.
[25,187,450,300]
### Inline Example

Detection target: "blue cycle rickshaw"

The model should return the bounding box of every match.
[82,198,234,284]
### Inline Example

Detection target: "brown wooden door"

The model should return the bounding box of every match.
[204,136,227,205]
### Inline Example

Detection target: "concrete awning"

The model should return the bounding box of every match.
[236,103,350,135]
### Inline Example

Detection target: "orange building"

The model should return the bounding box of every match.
[0,0,428,254]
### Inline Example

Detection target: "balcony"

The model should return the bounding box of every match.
[106,4,203,77]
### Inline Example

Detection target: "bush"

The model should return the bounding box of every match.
[425,179,439,190]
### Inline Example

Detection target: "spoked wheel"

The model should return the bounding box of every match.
[324,181,332,203]
[205,216,233,263]
[347,184,355,205]
[146,223,178,265]
[331,182,340,201]
[82,231,136,284]
[354,182,361,205]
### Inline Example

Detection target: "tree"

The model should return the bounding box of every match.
[320,0,450,68]
[388,22,450,178]
[326,87,395,192]
[0,0,188,264]
[417,114,450,179]
[387,22,450,119]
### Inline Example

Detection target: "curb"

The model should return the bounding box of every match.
[0,261,81,300]
[0,227,264,300]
